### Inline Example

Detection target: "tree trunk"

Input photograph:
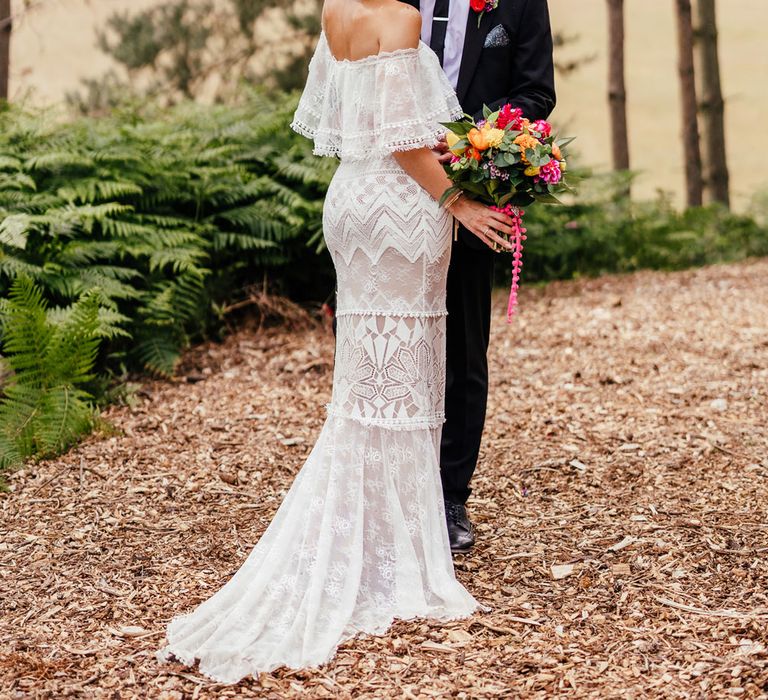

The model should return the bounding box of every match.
[675,0,704,207]
[606,0,630,180]
[0,0,10,101]
[695,0,730,207]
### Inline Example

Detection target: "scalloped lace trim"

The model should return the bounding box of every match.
[334,309,448,318]
[325,404,445,430]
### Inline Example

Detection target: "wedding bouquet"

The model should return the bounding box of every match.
[440,104,574,321]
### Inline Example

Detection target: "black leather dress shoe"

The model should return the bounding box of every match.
[444,501,475,554]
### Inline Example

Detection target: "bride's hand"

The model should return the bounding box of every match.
[432,135,453,165]
[447,197,515,251]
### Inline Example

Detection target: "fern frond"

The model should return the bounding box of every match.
[57,179,143,204]
[210,231,275,251]
[0,155,23,171]
[0,215,31,249]
[26,152,96,171]
[35,386,94,456]
[131,330,182,377]
[148,246,207,274]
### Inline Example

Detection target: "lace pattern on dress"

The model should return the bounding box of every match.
[290,32,464,161]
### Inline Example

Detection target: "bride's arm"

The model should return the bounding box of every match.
[379,8,512,250]
[381,7,514,251]
[393,149,514,251]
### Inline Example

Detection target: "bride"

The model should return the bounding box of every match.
[156,0,515,684]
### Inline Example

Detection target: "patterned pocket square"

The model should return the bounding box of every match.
[484,24,510,49]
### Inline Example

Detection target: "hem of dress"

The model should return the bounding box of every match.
[156,599,489,685]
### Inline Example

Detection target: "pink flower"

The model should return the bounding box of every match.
[496,104,524,130]
[535,159,562,185]
[532,119,552,137]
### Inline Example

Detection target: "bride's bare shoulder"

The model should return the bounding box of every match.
[378,2,422,52]
[322,0,421,57]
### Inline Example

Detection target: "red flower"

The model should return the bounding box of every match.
[466,147,483,161]
[470,0,485,12]
[496,104,524,130]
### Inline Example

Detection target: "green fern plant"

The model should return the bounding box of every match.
[0,91,336,378]
[0,277,102,474]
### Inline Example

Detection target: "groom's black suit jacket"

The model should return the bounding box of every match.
[401,0,555,117]
[401,0,556,249]
[399,0,556,505]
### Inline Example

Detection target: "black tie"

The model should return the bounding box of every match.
[429,0,450,66]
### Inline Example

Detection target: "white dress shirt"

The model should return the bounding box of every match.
[419,0,470,89]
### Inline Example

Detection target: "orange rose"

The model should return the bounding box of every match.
[467,127,491,151]
[552,143,563,160]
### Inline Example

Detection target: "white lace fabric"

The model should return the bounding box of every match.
[156,31,485,685]
[290,32,464,161]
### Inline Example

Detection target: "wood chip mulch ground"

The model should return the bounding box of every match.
[2,259,768,699]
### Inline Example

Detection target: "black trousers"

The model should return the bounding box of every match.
[440,231,495,505]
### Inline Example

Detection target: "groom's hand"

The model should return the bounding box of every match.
[433,134,453,164]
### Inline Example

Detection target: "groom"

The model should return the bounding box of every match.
[401,0,556,552]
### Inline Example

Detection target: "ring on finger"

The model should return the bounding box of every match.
[486,228,500,252]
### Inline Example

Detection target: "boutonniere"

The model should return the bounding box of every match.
[470,0,499,27]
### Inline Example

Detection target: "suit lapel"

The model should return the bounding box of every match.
[456,9,495,104]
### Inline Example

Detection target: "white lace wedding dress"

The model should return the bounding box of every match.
[155,31,484,684]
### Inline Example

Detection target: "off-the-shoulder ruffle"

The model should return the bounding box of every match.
[290,32,464,161]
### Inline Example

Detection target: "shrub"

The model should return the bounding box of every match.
[0,92,336,377]
[495,175,768,284]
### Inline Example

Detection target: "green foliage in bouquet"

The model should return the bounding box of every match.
[440,104,574,208]
[0,278,103,476]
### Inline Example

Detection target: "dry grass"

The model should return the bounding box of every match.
[2,259,768,698]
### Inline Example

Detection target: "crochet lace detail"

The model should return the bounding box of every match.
[290,32,464,161]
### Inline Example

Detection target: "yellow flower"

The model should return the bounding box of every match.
[446,131,466,155]
[524,165,540,177]
[514,133,539,163]
[560,159,567,172]
[482,124,505,148]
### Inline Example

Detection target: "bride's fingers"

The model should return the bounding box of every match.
[471,224,511,251]
[487,211,515,235]
[485,229,513,251]
[483,216,512,242]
